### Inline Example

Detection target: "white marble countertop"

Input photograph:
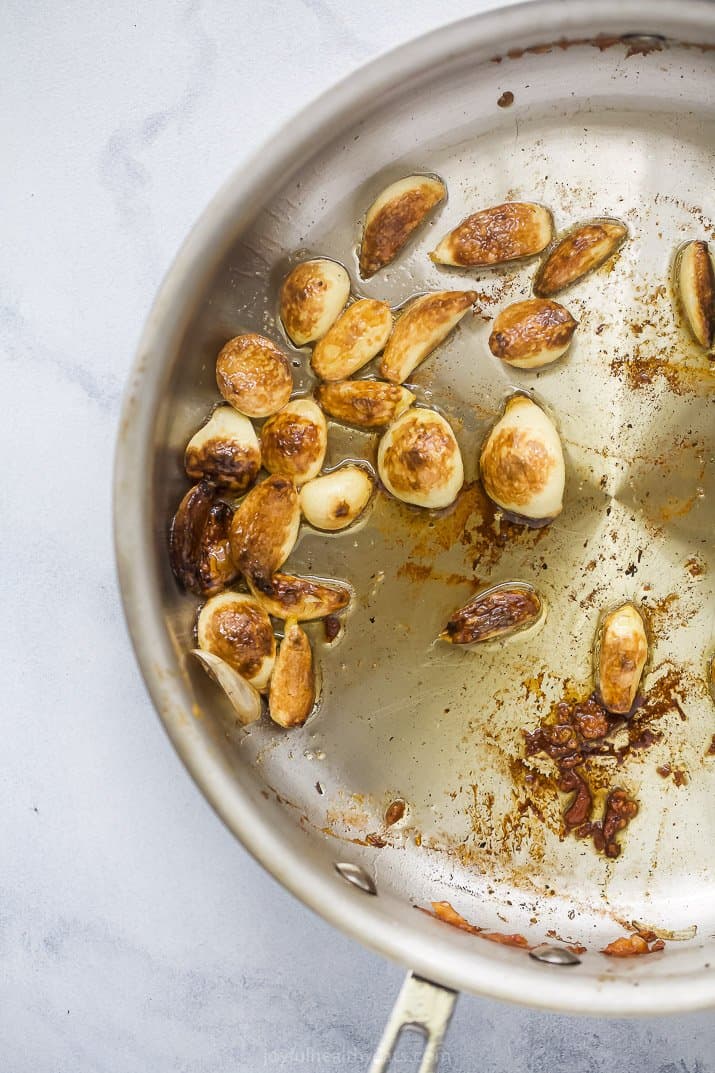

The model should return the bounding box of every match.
[4,1,714,1069]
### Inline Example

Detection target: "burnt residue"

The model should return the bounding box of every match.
[385,799,406,826]
[497,91,514,108]
[424,901,531,949]
[323,614,342,643]
[491,33,667,65]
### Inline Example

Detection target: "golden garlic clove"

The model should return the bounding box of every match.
[268,619,316,727]
[441,582,543,644]
[215,333,293,418]
[190,649,262,725]
[229,474,300,584]
[489,299,577,369]
[677,240,715,349]
[378,408,464,509]
[299,464,374,531]
[379,290,476,384]
[431,202,552,267]
[260,398,327,485]
[311,299,393,380]
[248,573,351,620]
[185,404,261,491]
[280,259,351,346]
[596,603,648,714]
[479,395,565,523]
[169,481,238,596]
[197,592,276,691]
[359,173,446,278]
[534,219,628,297]
[315,380,415,429]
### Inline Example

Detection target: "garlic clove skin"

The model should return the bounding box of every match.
[489,299,577,369]
[280,259,351,346]
[299,464,374,531]
[378,408,464,509]
[431,202,552,267]
[359,174,446,278]
[197,592,276,692]
[260,398,327,485]
[379,291,476,384]
[534,219,628,297]
[248,573,351,620]
[190,649,262,725]
[311,299,393,380]
[216,334,293,418]
[268,619,316,728]
[315,380,415,429]
[229,474,300,584]
[441,582,543,644]
[677,240,715,349]
[596,603,648,715]
[169,481,238,596]
[185,404,261,491]
[480,395,565,522]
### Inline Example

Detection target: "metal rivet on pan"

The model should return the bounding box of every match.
[621,33,667,45]
[334,862,377,895]
[529,943,582,966]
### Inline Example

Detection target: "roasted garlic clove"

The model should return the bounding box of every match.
[378,408,464,509]
[431,202,552,267]
[260,398,327,485]
[596,602,648,715]
[311,299,393,380]
[488,299,577,369]
[479,395,565,522]
[441,583,543,644]
[379,291,476,384]
[185,404,261,491]
[216,333,293,418]
[249,573,351,620]
[197,591,276,691]
[229,474,300,583]
[315,380,415,429]
[299,464,374,531]
[280,259,351,346]
[359,174,446,278]
[677,240,715,349]
[190,649,262,725]
[169,481,238,596]
[268,619,316,727]
[534,219,628,297]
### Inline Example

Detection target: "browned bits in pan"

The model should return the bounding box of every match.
[280,258,350,346]
[595,602,648,715]
[185,404,261,491]
[169,481,238,596]
[431,202,552,267]
[249,572,351,621]
[229,474,300,585]
[385,799,406,826]
[311,299,393,380]
[260,398,327,485]
[359,174,446,278]
[197,591,276,691]
[489,298,577,369]
[268,619,316,727]
[315,380,415,428]
[216,333,293,418]
[533,219,627,297]
[379,290,477,384]
[440,583,542,644]
[676,239,715,349]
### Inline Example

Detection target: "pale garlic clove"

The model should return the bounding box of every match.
[677,240,715,349]
[190,649,262,726]
[280,259,351,346]
[229,474,300,584]
[299,464,374,531]
[185,404,261,491]
[197,591,276,691]
[260,398,327,485]
[441,583,543,644]
[248,573,351,620]
[311,299,393,381]
[169,481,238,596]
[534,219,628,297]
[379,291,476,384]
[268,619,316,728]
[216,333,293,418]
[489,299,577,369]
[596,602,648,715]
[431,202,552,267]
[359,173,446,278]
[378,408,464,509]
[708,653,715,703]
[479,395,565,523]
[315,380,415,429]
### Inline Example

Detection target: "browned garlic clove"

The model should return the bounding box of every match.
[268,619,316,727]
[169,481,238,596]
[379,290,476,383]
[359,174,446,278]
[248,573,351,620]
[533,219,628,297]
[677,240,715,349]
[315,380,415,428]
[311,299,393,380]
[480,395,565,522]
[596,602,648,715]
[441,582,543,644]
[190,649,262,725]
[216,333,293,418]
[185,404,261,491]
[299,464,374,531]
[378,408,464,509]
[488,299,577,369]
[431,202,552,267]
[229,474,300,584]
[260,398,327,485]
[280,259,351,346]
[197,591,276,691]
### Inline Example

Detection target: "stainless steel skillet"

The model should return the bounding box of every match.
[114,2,715,1068]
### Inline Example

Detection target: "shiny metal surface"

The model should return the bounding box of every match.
[115,0,715,1014]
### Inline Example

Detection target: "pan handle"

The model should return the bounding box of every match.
[368,972,458,1073]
